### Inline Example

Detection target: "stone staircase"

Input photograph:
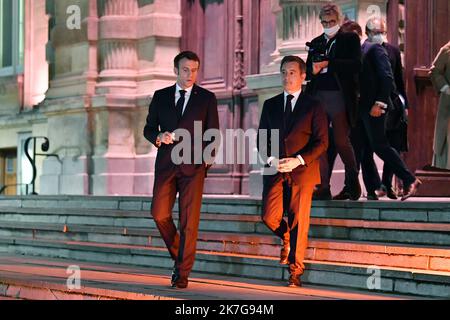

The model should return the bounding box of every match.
[0,195,449,299]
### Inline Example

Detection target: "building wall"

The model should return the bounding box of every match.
[39,0,181,195]
[0,0,447,196]
[403,0,450,172]
[0,0,48,195]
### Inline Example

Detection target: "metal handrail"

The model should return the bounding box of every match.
[23,136,61,195]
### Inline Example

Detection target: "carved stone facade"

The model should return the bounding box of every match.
[0,0,448,196]
[39,0,181,195]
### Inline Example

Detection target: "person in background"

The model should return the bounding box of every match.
[341,19,410,200]
[429,40,450,170]
[305,3,362,201]
[376,22,410,199]
[359,17,421,201]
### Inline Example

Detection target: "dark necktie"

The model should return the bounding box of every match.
[284,94,294,128]
[176,90,186,119]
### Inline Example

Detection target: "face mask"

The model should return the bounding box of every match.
[370,33,386,45]
[324,24,340,37]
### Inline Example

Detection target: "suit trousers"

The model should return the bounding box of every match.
[314,90,359,188]
[350,119,382,193]
[262,174,314,275]
[382,130,404,189]
[361,113,415,186]
[151,165,206,278]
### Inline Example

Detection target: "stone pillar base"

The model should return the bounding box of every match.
[90,153,156,196]
[249,170,263,198]
[40,156,89,195]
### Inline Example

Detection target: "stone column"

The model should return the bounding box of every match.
[40,0,181,196]
[132,0,181,196]
[247,0,329,98]
[89,0,140,195]
[40,0,99,195]
[90,0,181,195]
[23,0,49,109]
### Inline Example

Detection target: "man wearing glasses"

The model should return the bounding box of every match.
[305,3,362,201]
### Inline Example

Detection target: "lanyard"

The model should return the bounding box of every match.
[326,39,336,56]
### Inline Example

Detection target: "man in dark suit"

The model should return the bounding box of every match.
[340,20,408,200]
[348,19,410,200]
[257,56,328,287]
[305,3,362,201]
[358,18,420,201]
[143,51,220,289]
[379,38,409,199]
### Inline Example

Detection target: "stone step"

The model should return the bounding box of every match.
[1,209,450,246]
[0,254,419,300]
[1,195,449,224]
[0,221,449,272]
[0,236,449,298]
[1,204,449,224]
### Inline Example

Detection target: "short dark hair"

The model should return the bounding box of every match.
[174,51,200,69]
[319,3,342,21]
[341,20,362,37]
[280,55,306,74]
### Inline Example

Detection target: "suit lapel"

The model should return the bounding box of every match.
[179,84,199,123]
[273,94,285,132]
[169,84,177,113]
[286,92,307,133]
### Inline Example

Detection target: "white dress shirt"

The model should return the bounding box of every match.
[175,83,193,115]
[283,89,302,112]
[267,89,305,167]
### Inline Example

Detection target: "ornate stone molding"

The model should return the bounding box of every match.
[233,0,245,91]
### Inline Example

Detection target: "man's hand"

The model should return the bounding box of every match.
[277,157,302,173]
[312,61,329,75]
[445,87,450,95]
[369,103,386,117]
[157,132,175,145]
[268,157,279,168]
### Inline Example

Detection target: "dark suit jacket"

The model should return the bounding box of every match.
[360,40,395,115]
[257,92,328,186]
[306,31,362,127]
[143,84,220,176]
[383,42,409,108]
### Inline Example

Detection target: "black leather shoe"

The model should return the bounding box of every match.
[348,180,362,201]
[386,188,398,200]
[279,241,290,265]
[366,192,379,200]
[172,276,189,289]
[313,187,332,200]
[171,265,180,286]
[401,179,422,201]
[333,188,351,200]
[376,185,398,200]
[287,274,302,287]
